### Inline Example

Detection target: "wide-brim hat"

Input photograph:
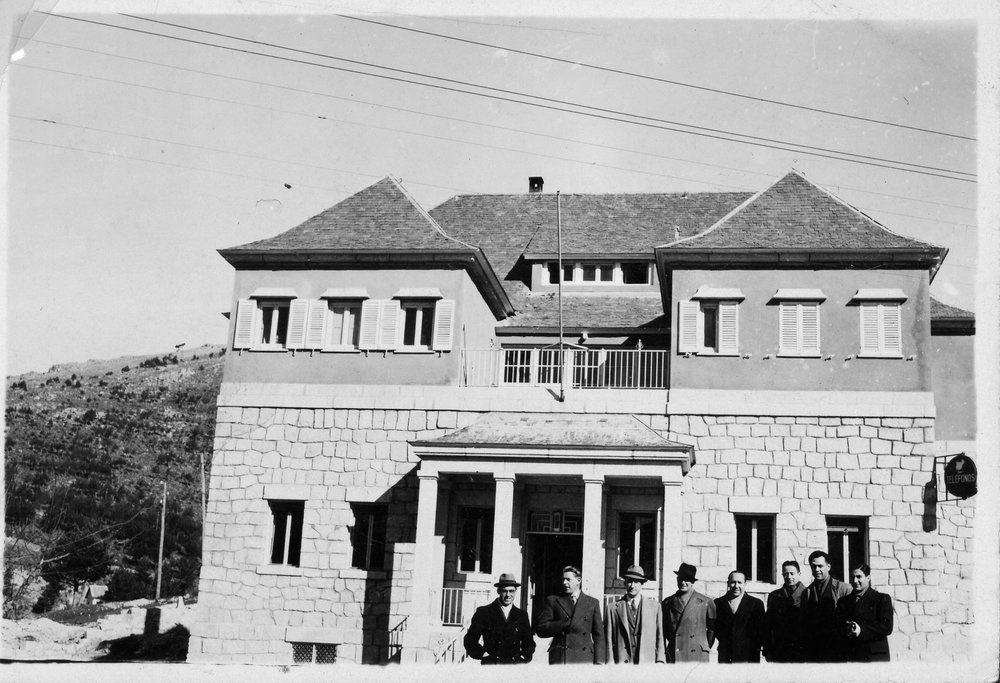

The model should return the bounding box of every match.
[494,573,521,588]
[673,562,698,582]
[621,565,648,583]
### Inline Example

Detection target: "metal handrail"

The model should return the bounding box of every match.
[461,348,668,389]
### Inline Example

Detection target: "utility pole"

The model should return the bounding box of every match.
[156,481,166,601]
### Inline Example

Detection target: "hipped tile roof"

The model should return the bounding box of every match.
[930,297,974,320]
[662,171,941,251]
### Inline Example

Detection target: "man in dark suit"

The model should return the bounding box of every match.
[534,565,605,664]
[662,562,716,663]
[463,572,535,664]
[605,565,665,664]
[803,550,852,662]
[764,560,807,662]
[713,570,766,663]
[836,563,893,662]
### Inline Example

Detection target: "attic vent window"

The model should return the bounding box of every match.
[529,176,544,193]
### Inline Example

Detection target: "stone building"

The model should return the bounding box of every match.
[187,171,976,665]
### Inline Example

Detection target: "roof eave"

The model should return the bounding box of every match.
[496,326,670,335]
[654,247,947,272]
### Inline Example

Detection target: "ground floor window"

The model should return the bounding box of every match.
[351,504,387,570]
[458,507,494,573]
[827,516,868,582]
[268,500,304,566]
[735,514,775,583]
[292,642,337,664]
[618,513,655,577]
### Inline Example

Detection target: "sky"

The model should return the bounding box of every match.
[2,1,996,376]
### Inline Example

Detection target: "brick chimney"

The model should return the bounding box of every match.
[528,176,544,193]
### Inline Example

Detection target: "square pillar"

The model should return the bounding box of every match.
[661,477,684,598]
[491,475,516,576]
[403,472,439,655]
[582,476,604,597]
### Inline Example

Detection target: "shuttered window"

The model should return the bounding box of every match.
[232,298,295,351]
[677,299,739,355]
[778,302,821,356]
[358,300,401,351]
[859,302,902,357]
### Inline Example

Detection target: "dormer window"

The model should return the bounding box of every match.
[544,261,652,286]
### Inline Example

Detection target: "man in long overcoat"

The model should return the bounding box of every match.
[835,563,893,662]
[463,573,535,664]
[713,571,766,663]
[662,562,716,663]
[803,550,852,662]
[605,565,665,664]
[764,560,807,662]
[534,565,605,664]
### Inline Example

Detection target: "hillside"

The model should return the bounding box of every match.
[4,345,225,617]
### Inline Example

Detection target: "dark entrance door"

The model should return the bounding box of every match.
[526,533,583,621]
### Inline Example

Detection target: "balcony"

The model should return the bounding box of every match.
[460,348,668,389]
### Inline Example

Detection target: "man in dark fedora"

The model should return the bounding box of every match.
[463,573,535,664]
[605,565,665,664]
[534,565,605,664]
[662,562,716,663]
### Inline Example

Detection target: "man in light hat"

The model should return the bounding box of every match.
[464,573,535,664]
[662,562,716,663]
[605,565,665,664]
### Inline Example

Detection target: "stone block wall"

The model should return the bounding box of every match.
[664,413,975,661]
[187,405,483,664]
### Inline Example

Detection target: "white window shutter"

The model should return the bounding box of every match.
[432,299,456,351]
[285,299,308,349]
[305,299,327,349]
[677,301,700,353]
[779,303,798,354]
[801,303,820,354]
[859,303,880,356]
[718,302,739,355]
[378,300,401,350]
[358,300,381,350]
[233,299,256,349]
[882,303,902,355]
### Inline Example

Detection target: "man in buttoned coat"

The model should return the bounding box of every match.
[713,571,766,663]
[605,565,665,664]
[534,565,606,664]
[764,560,807,662]
[463,573,535,664]
[662,562,716,663]
[803,550,852,662]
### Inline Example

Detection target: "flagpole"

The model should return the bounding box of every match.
[557,191,565,402]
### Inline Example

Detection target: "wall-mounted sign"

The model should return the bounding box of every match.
[943,454,977,499]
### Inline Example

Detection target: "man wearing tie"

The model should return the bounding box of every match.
[605,565,665,664]
[534,565,606,664]
[713,570,766,663]
[662,562,716,663]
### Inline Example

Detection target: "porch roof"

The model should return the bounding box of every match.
[414,412,690,452]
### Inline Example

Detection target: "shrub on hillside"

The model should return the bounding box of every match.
[105,568,151,602]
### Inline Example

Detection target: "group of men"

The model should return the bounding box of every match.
[464,550,890,665]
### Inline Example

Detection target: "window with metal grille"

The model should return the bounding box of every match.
[268,500,304,566]
[291,642,337,664]
[618,513,656,578]
[458,507,494,573]
[735,514,775,583]
[826,516,868,582]
[350,503,387,570]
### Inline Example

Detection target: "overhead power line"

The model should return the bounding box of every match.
[28,37,977,215]
[36,12,975,182]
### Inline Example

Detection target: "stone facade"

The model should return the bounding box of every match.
[189,401,974,664]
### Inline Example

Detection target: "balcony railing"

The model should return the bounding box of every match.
[461,348,668,389]
[438,587,492,627]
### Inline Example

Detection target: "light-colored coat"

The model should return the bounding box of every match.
[662,591,716,663]
[605,595,666,664]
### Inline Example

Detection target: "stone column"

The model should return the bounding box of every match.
[403,472,439,657]
[661,477,684,599]
[582,476,604,597]
[492,475,516,577]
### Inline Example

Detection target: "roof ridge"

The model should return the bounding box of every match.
[387,176,478,250]
[656,175,773,248]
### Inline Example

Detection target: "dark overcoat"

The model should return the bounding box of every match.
[463,599,536,664]
[605,595,665,664]
[534,592,606,664]
[662,591,716,663]
[713,593,766,663]
[803,577,852,662]
[835,588,893,662]
[764,582,806,662]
